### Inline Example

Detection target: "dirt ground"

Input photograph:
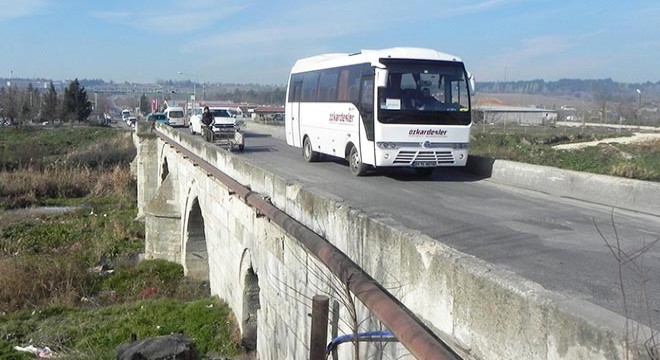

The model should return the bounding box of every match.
[474,93,589,109]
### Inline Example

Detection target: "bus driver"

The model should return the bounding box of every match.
[417,88,441,110]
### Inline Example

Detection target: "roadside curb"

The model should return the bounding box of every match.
[466,156,660,217]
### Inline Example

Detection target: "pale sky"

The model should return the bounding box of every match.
[1,0,659,85]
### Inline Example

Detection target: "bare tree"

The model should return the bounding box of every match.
[595,211,659,359]
[615,100,637,131]
[593,86,612,124]
[0,86,19,124]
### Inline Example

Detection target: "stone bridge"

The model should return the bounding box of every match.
[133,122,653,359]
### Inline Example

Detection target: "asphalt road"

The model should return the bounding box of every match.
[184,122,660,330]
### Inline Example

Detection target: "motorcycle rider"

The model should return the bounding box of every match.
[201,106,214,142]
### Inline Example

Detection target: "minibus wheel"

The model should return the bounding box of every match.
[303,137,319,162]
[348,145,368,176]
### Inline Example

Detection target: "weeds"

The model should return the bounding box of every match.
[1,213,141,256]
[0,126,136,211]
[0,163,136,210]
[0,126,133,171]
[0,126,244,359]
[0,297,242,359]
[0,255,91,312]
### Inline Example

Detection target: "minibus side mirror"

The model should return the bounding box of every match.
[467,71,476,96]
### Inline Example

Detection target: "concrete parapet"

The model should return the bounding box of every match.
[467,156,660,216]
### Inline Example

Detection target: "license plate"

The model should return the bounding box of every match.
[413,161,436,167]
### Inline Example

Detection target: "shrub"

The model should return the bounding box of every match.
[0,255,93,312]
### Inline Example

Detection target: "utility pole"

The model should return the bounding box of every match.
[636,89,642,125]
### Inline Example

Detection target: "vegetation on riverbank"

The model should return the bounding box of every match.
[471,125,660,181]
[0,126,243,359]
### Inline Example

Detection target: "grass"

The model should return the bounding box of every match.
[471,125,660,181]
[0,258,241,359]
[0,297,241,359]
[0,125,244,359]
[0,126,133,171]
[0,128,137,210]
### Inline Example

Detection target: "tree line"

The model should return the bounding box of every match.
[477,78,659,102]
[203,87,286,106]
[0,79,93,125]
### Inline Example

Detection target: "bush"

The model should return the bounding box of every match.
[0,255,93,312]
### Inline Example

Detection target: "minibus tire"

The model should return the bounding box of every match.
[303,137,319,162]
[348,145,368,176]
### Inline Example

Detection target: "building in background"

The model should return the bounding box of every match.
[474,105,557,125]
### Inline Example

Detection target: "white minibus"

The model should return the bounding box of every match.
[285,47,474,176]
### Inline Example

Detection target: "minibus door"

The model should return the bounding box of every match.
[288,82,302,146]
[359,75,375,164]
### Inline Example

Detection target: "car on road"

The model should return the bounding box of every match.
[121,109,131,123]
[146,112,169,125]
[189,106,242,135]
[164,106,186,127]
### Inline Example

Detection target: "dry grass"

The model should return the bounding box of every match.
[0,255,92,312]
[0,164,135,210]
[63,134,136,169]
[0,128,142,311]
[0,127,244,359]
[1,128,136,210]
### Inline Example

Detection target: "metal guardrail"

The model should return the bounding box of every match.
[156,129,462,360]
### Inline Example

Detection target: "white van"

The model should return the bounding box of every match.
[164,106,186,127]
[121,109,131,123]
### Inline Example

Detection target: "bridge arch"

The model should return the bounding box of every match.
[161,158,169,183]
[160,153,170,183]
[239,249,260,351]
[183,190,209,282]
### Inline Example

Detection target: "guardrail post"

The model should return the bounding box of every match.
[310,295,330,360]
[331,300,339,360]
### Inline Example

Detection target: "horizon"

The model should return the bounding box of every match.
[2,1,659,85]
[1,76,656,89]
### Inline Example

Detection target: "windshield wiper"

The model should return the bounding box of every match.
[381,114,413,123]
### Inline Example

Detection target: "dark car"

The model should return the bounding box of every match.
[146,113,169,125]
